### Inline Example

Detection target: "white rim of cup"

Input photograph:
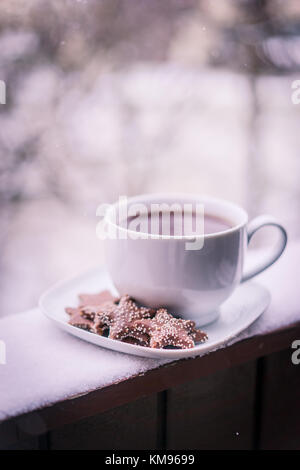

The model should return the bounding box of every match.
[103,193,249,240]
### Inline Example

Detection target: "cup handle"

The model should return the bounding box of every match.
[241,215,287,283]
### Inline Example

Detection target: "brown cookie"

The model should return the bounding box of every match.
[78,290,118,308]
[65,290,208,350]
[100,295,155,342]
[121,336,150,347]
[68,309,96,333]
[66,290,117,334]
[80,301,116,322]
[65,307,79,316]
[65,289,118,324]
[121,308,208,349]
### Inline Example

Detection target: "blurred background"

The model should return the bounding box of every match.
[0,0,300,316]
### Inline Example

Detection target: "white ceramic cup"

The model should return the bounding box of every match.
[103,194,287,325]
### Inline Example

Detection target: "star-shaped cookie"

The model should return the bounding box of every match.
[120,308,208,349]
[96,295,155,344]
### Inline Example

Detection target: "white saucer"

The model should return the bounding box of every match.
[39,267,270,359]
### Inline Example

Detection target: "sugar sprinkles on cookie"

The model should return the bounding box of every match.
[66,290,208,350]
